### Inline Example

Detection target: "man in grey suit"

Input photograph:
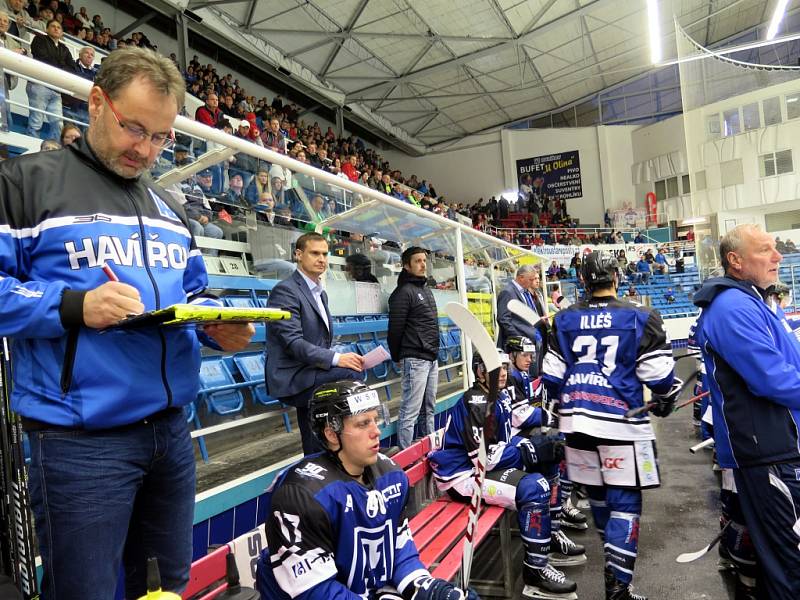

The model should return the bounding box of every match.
[497,265,544,373]
[266,232,365,454]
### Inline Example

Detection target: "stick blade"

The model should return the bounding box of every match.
[675,546,711,563]
[507,298,540,327]
[445,302,500,372]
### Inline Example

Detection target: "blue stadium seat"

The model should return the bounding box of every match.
[232,352,292,433]
[199,357,245,416]
[448,328,462,361]
[223,295,257,308]
[355,340,389,380]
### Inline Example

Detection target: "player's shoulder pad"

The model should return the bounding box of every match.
[463,387,487,405]
[373,452,403,475]
[280,454,340,493]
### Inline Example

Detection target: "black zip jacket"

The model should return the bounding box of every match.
[387,269,439,362]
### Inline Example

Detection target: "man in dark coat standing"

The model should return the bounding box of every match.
[388,247,439,449]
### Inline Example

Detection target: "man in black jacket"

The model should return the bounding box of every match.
[26,19,75,138]
[388,247,439,448]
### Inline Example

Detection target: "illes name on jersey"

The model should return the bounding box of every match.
[580,313,612,329]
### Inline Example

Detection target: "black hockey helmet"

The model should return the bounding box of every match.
[580,250,618,292]
[766,281,791,297]
[504,336,536,355]
[310,380,386,448]
[472,348,510,378]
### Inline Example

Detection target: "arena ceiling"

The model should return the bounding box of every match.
[181,0,777,150]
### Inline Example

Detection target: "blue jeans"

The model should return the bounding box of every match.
[398,358,438,449]
[26,82,62,139]
[27,409,196,600]
[189,218,223,256]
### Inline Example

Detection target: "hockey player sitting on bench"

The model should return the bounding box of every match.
[429,349,585,600]
[255,380,479,600]
[505,336,588,536]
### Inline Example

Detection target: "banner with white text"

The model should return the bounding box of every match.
[516,151,582,201]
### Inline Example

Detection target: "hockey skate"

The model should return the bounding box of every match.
[549,529,587,566]
[559,497,588,531]
[574,485,590,510]
[522,561,578,600]
[605,568,647,600]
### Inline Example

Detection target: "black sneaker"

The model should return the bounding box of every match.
[522,562,578,599]
[559,498,589,530]
[606,568,647,600]
[549,530,587,566]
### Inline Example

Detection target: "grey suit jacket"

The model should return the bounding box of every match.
[496,280,540,350]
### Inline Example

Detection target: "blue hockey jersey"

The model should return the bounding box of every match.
[542,296,675,441]
[260,452,429,599]
[508,369,546,435]
[694,276,800,469]
[428,385,528,489]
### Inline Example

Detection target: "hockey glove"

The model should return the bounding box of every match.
[405,576,480,600]
[650,377,684,418]
[518,439,539,472]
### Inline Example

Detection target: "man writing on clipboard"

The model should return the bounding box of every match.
[0,48,254,599]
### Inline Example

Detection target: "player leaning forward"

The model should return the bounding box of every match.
[542,251,680,600]
[256,380,479,600]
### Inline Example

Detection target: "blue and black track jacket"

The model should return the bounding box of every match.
[694,276,800,469]
[0,138,209,429]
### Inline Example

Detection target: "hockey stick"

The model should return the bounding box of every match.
[507,299,549,329]
[445,302,502,592]
[676,521,731,563]
[689,437,714,454]
[0,338,38,599]
[623,370,701,418]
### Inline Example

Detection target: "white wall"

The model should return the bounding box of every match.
[598,125,637,211]
[383,132,505,203]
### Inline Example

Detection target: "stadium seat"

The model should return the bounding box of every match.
[184,401,210,463]
[232,352,292,433]
[199,357,245,416]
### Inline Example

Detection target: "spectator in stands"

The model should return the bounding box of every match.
[654,248,669,274]
[388,247,439,449]
[787,239,797,253]
[75,45,96,79]
[229,120,261,181]
[636,254,652,284]
[245,168,269,205]
[26,19,75,138]
[776,237,789,254]
[546,260,560,280]
[626,260,639,283]
[664,287,676,304]
[90,12,101,32]
[261,117,285,154]
[31,6,52,30]
[59,122,80,145]
[614,230,625,244]
[74,5,89,27]
[0,10,26,93]
[341,153,358,182]
[675,251,685,274]
[224,172,245,206]
[5,0,33,39]
[39,138,59,151]
[274,205,292,227]
[306,141,321,168]
[686,228,695,242]
[173,144,192,166]
[345,252,377,283]
[182,175,223,248]
[194,92,221,127]
[634,231,645,243]
[265,232,365,454]
[616,249,628,270]
[628,284,638,297]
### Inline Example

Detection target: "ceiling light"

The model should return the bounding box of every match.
[767,0,791,40]
[647,0,662,64]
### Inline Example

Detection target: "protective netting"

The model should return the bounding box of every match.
[676,19,800,277]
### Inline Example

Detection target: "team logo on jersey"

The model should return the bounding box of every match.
[64,235,188,271]
[366,489,387,518]
[295,463,327,480]
[417,293,424,301]
[381,483,402,504]
[149,189,182,223]
[468,394,486,405]
[347,523,393,591]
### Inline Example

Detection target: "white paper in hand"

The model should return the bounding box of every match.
[362,344,391,369]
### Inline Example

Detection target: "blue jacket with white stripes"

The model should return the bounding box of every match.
[694,276,800,469]
[0,137,210,429]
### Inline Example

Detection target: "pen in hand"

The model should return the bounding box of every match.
[102,262,120,282]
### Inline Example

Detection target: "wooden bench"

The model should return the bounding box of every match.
[183,432,514,599]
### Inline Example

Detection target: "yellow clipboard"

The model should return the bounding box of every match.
[110,304,291,329]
